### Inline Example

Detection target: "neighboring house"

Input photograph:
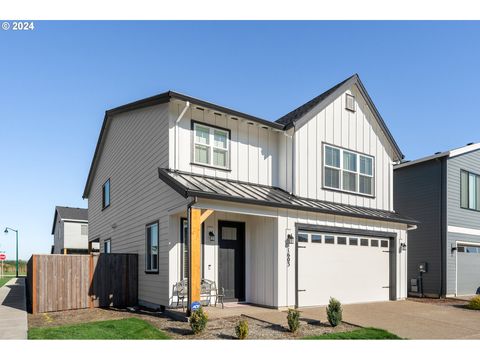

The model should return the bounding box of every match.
[395,143,480,297]
[83,74,417,310]
[51,206,93,254]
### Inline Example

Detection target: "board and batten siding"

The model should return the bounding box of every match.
[168,210,277,307]
[169,101,281,187]
[446,150,480,295]
[293,86,396,211]
[394,159,445,296]
[87,103,187,307]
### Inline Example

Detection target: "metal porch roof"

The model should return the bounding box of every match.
[158,168,418,225]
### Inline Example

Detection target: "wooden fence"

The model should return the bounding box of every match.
[27,254,138,314]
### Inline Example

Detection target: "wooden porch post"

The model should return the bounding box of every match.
[188,208,201,311]
[188,207,213,313]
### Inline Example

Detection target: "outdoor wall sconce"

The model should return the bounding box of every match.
[451,246,458,253]
[400,242,407,252]
[208,231,215,242]
[286,234,294,245]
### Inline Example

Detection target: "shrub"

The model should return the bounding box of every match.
[468,295,480,310]
[189,307,208,334]
[287,308,300,333]
[235,320,249,339]
[326,297,343,327]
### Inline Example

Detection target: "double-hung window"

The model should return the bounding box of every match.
[146,222,159,273]
[461,170,480,211]
[193,122,229,169]
[323,144,374,196]
[104,239,111,254]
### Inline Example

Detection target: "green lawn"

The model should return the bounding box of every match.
[28,318,171,340]
[0,278,10,288]
[304,327,401,340]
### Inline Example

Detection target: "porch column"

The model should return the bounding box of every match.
[188,208,214,312]
[188,208,201,308]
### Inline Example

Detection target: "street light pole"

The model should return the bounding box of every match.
[4,227,19,278]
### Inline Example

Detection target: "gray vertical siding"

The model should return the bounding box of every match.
[394,159,444,296]
[446,150,480,294]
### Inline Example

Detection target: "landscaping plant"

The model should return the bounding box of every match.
[189,307,208,334]
[468,295,480,310]
[235,319,249,339]
[287,308,300,333]
[326,297,343,327]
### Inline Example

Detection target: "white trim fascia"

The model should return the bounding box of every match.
[193,199,278,218]
[61,219,88,224]
[395,143,480,170]
[448,225,480,237]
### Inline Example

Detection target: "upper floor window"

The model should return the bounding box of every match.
[104,239,111,253]
[323,144,374,196]
[102,179,110,209]
[145,222,159,273]
[461,170,480,211]
[193,122,230,169]
[81,224,88,236]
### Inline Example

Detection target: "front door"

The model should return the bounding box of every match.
[218,221,245,302]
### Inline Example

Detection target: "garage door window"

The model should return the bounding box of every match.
[311,234,322,243]
[337,236,347,245]
[459,245,480,253]
[298,233,308,242]
[381,240,389,248]
[371,239,379,247]
[349,237,358,246]
[360,238,369,246]
[325,235,335,244]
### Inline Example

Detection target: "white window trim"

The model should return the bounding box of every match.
[192,122,230,170]
[323,144,375,197]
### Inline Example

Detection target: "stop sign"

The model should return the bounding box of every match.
[0,254,6,261]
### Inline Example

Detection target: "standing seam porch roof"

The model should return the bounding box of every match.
[158,168,418,226]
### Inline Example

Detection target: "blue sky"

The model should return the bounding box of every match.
[1,21,479,260]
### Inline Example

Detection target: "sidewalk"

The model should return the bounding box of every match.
[0,278,28,339]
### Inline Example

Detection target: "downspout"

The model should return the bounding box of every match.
[186,196,197,314]
[174,101,190,170]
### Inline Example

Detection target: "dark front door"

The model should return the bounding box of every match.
[218,221,245,302]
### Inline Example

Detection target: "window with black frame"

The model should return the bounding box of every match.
[146,222,159,273]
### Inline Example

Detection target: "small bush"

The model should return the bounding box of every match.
[235,320,249,339]
[326,297,343,327]
[287,308,300,333]
[468,295,480,310]
[189,307,208,334]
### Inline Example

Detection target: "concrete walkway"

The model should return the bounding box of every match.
[245,300,480,339]
[0,278,28,339]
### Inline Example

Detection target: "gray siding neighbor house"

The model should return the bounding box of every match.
[394,143,480,297]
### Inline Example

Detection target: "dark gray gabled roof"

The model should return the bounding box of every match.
[158,168,418,225]
[51,206,88,234]
[275,74,404,160]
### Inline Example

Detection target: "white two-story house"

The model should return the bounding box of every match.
[83,74,417,310]
[51,206,90,254]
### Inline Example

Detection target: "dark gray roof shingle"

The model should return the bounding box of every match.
[52,206,88,234]
[158,168,418,225]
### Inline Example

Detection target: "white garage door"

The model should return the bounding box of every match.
[297,231,391,307]
[457,244,480,296]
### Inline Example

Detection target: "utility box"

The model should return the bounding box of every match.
[411,278,419,293]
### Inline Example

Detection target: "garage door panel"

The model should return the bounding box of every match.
[298,232,390,307]
[457,250,480,296]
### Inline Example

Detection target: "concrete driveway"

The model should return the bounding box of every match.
[300,300,480,339]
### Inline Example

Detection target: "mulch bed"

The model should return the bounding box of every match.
[28,307,357,340]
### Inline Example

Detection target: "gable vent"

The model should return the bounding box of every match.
[346,94,355,112]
